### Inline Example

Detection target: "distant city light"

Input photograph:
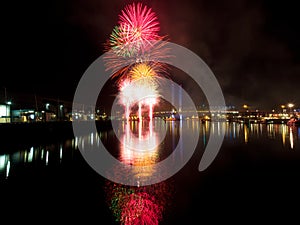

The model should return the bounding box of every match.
[288,103,294,108]
[7,101,12,105]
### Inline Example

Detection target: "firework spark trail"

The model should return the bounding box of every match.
[119,80,134,121]
[107,2,160,59]
[104,45,170,81]
[118,79,159,106]
[130,63,156,80]
[129,63,159,90]
[138,101,142,122]
[118,2,160,52]
[149,102,153,121]
[119,79,159,121]
[144,97,157,121]
[104,2,170,81]
[118,77,159,121]
[129,63,160,121]
[105,3,169,121]
[102,2,175,223]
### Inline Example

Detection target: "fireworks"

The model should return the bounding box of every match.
[130,63,156,80]
[119,3,160,39]
[104,43,169,80]
[118,76,159,121]
[104,2,170,120]
[104,2,169,81]
[102,3,174,224]
[109,25,140,57]
[109,2,160,57]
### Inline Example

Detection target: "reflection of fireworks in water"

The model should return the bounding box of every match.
[104,113,173,224]
[103,3,175,223]
[121,121,159,163]
[106,124,172,224]
[105,181,172,225]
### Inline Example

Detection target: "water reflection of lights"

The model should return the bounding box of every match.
[267,124,275,139]
[6,160,10,178]
[0,155,7,171]
[120,121,160,182]
[279,125,298,149]
[121,121,161,153]
[289,127,294,149]
[75,132,101,151]
[46,151,49,165]
[208,122,226,137]
[244,125,249,143]
[105,180,172,225]
[28,146,34,163]
[222,122,298,146]
[60,144,63,162]
[281,125,287,146]
[104,119,174,224]
[249,123,262,136]
[0,155,10,178]
[0,139,79,179]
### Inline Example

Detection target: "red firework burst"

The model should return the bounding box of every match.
[103,2,170,83]
[107,2,162,58]
[119,2,161,45]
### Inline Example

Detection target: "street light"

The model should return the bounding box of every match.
[280,105,287,114]
[243,104,249,116]
[288,103,294,115]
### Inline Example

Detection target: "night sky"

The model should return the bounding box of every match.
[3,0,300,110]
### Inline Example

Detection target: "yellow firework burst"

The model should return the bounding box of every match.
[129,63,157,81]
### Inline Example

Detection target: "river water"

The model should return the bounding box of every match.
[0,120,299,224]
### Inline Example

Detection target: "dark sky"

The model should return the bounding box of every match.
[2,0,300,110]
